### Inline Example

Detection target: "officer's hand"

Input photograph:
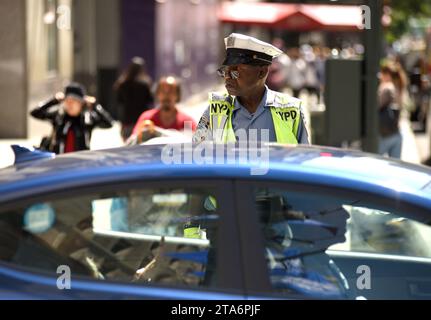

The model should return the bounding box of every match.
[136,119,156,134]
[137,120,156,137]
[136,120,157,143]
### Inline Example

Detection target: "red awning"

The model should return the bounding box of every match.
[217,2,365,32]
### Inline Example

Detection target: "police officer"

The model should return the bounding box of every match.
[193,33,310,144]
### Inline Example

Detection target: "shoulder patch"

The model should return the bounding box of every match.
[193,114,211,143]
[209,92,230,102]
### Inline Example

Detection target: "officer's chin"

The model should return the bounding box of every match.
[225,85,238,96]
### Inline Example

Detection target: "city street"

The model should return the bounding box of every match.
[1,89,428,167]
[1,0,431,303]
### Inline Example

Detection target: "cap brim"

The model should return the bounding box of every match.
[222,48,273,66]
[222,55,251,66]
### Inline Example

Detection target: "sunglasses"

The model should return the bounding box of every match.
[217,67,240,80]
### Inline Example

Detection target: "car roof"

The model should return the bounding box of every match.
[1,143,431,206]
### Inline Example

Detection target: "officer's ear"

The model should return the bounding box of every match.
[259,65,269,79]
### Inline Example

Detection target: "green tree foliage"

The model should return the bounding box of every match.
[386,0,431,43]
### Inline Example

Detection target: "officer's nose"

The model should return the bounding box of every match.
[223,71,232,80]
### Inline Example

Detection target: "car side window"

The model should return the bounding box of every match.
[252,187,352,299]
[330,205,431,259]
[251,186,431,300]
[0,186,221,289]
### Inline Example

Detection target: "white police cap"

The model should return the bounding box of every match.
[222,33,283,66]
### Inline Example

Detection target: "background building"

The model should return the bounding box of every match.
[0,0,220,140]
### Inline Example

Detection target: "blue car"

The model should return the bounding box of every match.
[0,143,431,300]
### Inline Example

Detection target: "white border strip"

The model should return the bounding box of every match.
[94,228,210,247]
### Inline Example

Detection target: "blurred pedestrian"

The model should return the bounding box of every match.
[409,56,430,133]
[302,45,319,101]
[378,64,402,159]
[267,54,290,92]
[127,76,196,145]
[314,46,327,104]
[31,83,114,154]
[392,61,414,113]
[267,38,290,92]
[114,57,154,141]
[286,47,307,98]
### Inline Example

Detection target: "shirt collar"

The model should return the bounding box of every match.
[233,86,269,112]
[264,85,277,108]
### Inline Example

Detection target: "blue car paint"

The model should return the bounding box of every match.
[165,251,209,265]
[1,144,430,208]
[1,143,431,300]
[0,263,243,300]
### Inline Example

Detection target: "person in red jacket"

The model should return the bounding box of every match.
[128,76,196,144]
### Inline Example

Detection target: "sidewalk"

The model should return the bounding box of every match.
[1,89,427,168]
[0,123,124,168]
[400,116,422,164]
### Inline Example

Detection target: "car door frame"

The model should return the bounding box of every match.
[0,178,245,299]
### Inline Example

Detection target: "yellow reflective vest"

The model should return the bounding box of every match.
[208,91,302,144]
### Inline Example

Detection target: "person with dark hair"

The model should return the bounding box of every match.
[127,76,196,145]
[31,83,114,154]
[378,63,402,158]
[286,47,307,99]
[114,57,154,141]
[409,56,430,133]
